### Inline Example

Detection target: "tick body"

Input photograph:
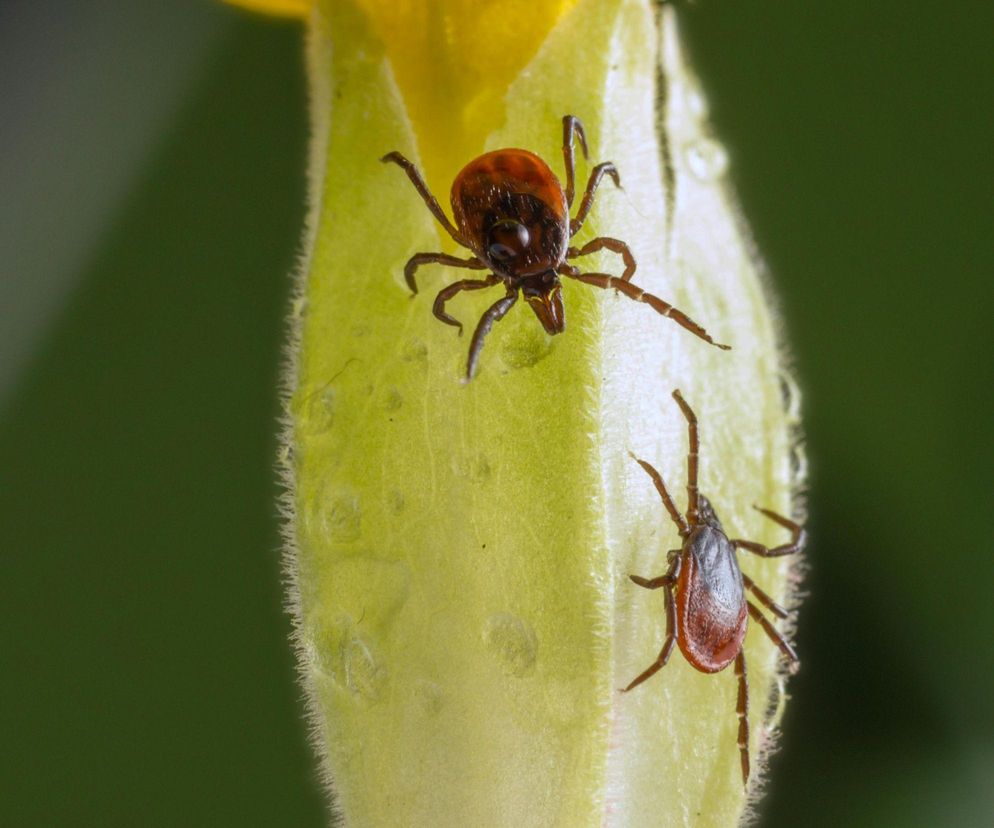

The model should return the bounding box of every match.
[382,116,730,380]
[624,390,805,786]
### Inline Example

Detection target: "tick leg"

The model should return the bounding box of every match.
[432,275,500,334]
[404,253,486,295]
[747,601,798,663]
[562,115,589,208]
[671,389,701,526]
[570,162,622,236]
[566,271,732,351]
[734,651,751,786]
[622,586,677,692]
[381,151,466,246]
[742,573,789,619]
[465,290,518,380]
[568,237,637,282]
[628,452,689,537]
[733,506,807,557]
[629,552,682,591]
[629,574,673,590]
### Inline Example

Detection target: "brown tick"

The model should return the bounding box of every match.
[624,389,805,786]
[382,116,730,380]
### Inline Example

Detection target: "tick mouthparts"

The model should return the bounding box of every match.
[525,283,566,335]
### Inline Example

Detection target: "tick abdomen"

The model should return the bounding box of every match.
[451,149,567,223]
[677,524,747,673]
[451,149,568,273]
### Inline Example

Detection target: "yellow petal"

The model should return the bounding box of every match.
[352,0,580,203]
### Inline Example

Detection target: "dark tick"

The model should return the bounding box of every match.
[382,115,730,380]
[624,389,805,786]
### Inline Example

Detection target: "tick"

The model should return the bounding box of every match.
[624,389,805,786]
[382,115,730,380]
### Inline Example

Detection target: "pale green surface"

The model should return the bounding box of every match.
[286,2,800,825]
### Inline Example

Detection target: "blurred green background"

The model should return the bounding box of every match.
[1,1,991,825]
